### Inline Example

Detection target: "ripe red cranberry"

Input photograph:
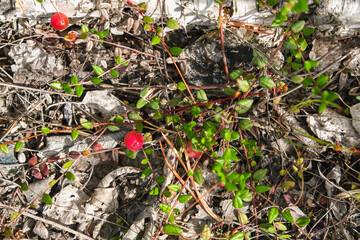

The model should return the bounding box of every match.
[50,12,69,31]
[124,130,144,151]
[186,141,202,158]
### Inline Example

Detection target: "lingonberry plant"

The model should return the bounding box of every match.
[50,12,69,31]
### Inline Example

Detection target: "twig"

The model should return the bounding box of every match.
[219,5,230,84]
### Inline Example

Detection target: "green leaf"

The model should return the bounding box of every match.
[278,234,292,239]
[292,0,308,13]
[259,223,276,233]
[149,186,159,195]
[283,41,297,50]
[136,122,144,132]
[42,194,53,205]
[36,0,43,3]
[231,131,240,140]
[225,181,238,191]
[141,167,152,178]
[220,128,231,140]
[168,184,182,192]
[259,76,275,88]
[159,203,172,214]
[151,35,161,45]
[282,210,294,223]
[152,111,164,120]
[253,50,268,67]
[81,25,89,33]
[266,0,277,6]
[318,102,327,114]
[268,207,279,223]
[4,227,12,237]
[224,87,237,96]
[239,119,252,130]
[170,47,183,56]
[303,28,314,35]
[163,224,183,235]
[193,167,203,185]
[136,98,147,109]
[62,161,73,169]
[143,16,153,23]
[230,232,244,240]
[235,99,253,114]
[166,19,179,29]
[191,106,201,118]
[233,195,243,209]
[141,158,149,165]
[115,55,122,64]
[75,85,84,98]
[282,180,295,189]
[41,126,50,135]
[163,191,171,198]
[253,169,268,182]
[156,175,166,184]
[125,149,137,159]
[128,112,142,121]
[291,20,305,32]
[15,141,23,152]
[92,65,103,75]
[237,79,251,92]
[70,76,78,84]
[170,98,181,107]
[0,145,9,154]
[71,129,79,141]
[177,82,186,91]
[107,125,119,132]
[230,68,244,80]
[110,69,119,78]
[274,222,287,231]
[65,171,75,181]
[296,217,310,227]
[201,225,212,240]
[80,119,92,129]
[50,82,62,90]
[196,89,208,103]
[316,75,328,87]
[91,77,103,84]
[290,75,304,84]
[255,185,271,193]
[140,87,149,97]
[148,101,159,110]
[10,212,19,220]
[178,194,192,203]
[20,183,28,191]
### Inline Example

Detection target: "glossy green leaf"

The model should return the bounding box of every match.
[91,77,103,84]
[266,0,277,6]
[110,69,119,78]
[15,141,23,152]
[239,119,252,130]
[259,76,275,88]
[128,112,142,121]
[20,183,28,191]
[65,171,75,181]
[41,126,50,135]
[278,234,292,239]
[75,85,83,98]
[115,55,122,64]
[235,99,253,114]
[136,122,144,133]
[292,0,308,13]
[81,25,89,33]
[253,169,268,182]
[125,149,137,159]
[274,222,287,231]
[143,16,153,23]
[149,186,159,195]
[303,28,314,35]
[141,167,151,178]
[0,145,9,154]
[107,125,119,132]
[80,119,92,129]
[4,227,12,237]
[291,75,304,84]
[194,167,203,185]
[282,210,294,223]
[316,75,328,87]
[166,19,179,29]
[178,194,192,203]
[148,101,159,110]
[71,129,79,141]
[268,207,279,223]
[70,76,78,84]
[42,194,53,205]
[296,217,310,227]
[196,89,208,103]
[136,98,147,109]
[62,161,73,169]
[282,180,295,189]
[237,79,251,92]
[233,195,243,209]
[92,65,103,75]
[221,128,231,140]
[177,82,186,91]
[259,223,276,233]
[151,35,161,45]
[159,203,172,214]
[201,225,212,240]
[318,102,327,114]
[291,20,305,32]
[153,111,164,120]
[284,41,297,50]
[168,184,182,192]
[156,175,165,184]
[36,0,43,3]
[230,68,244,80]
[140,87,149,97]
[163,224,183,235]
[50,82,62,90]
[230,232,244,240]
[170,47,183,56]
[255,185,271,193]
[191,106,201,118]
[224,87,237,96]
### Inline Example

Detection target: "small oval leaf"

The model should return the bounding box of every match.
[42,194,53,205]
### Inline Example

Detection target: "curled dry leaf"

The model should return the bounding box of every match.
[86,40,94,52]
[68,151,80,159]
[28,155,38,165]
[39,163,49,176]
[47,156,60,163]
[93,143,103,152]
[31,169,42,179]
[127,18,135,32]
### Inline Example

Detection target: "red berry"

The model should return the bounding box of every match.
[124,130,144,151]
[51,12,69,31]
[186,141,202,159]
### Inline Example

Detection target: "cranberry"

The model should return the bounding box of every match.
[50,12,69,31]
[186,141,202,159]
[124,130,144,151]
